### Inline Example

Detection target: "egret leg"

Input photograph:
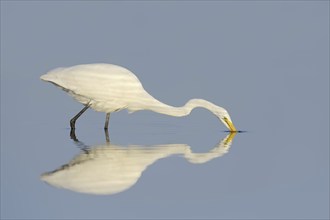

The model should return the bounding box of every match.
[70,128,78,141]
[70,105,90,129]
[104,113,110,130]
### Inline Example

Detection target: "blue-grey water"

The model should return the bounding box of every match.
[1,2,329,219]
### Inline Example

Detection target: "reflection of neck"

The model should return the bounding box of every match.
[145,98,222,117]
[184,132,236,164]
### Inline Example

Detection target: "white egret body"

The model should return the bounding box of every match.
[40,63,236,131]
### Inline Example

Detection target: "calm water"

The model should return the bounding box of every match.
[1,2,329,219]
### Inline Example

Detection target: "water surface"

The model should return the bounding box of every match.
[1,1,329,219]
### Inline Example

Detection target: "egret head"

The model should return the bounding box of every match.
[216,108,237,132]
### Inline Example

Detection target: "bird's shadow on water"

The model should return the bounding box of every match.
[40,129,240,196]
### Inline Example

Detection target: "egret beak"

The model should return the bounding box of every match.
[223,117,237,132]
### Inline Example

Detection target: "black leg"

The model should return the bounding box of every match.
[104,113,110,130]
[70,128,78,141]
[70,104,90,129]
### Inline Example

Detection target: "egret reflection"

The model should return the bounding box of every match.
[41,132,236,195]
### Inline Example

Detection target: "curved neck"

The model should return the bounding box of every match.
[146,98,222,117]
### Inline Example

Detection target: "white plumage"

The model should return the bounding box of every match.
[41,63,237,131]
[41,64,147,112]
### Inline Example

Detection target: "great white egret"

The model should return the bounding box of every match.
[40,63,237,131]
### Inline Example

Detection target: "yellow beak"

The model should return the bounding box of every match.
[223,117,237,132]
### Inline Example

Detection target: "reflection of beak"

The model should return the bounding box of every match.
[223,117,237,132]
[223,132,237,145]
